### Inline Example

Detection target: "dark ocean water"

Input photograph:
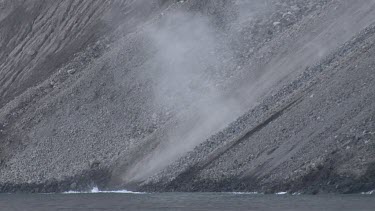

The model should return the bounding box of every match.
[0,191,374,211]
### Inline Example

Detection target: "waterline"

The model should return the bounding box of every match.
[64,187,145,194]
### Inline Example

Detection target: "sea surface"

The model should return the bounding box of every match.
[0,189,374,211]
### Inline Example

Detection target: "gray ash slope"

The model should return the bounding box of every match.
[0,0,375,193]
[142,23,375,194]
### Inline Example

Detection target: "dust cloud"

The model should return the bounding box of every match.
[121,3,249,182]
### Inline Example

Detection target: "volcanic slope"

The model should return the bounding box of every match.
[0,0,374,193]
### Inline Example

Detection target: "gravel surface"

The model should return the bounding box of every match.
[0,0,374,193]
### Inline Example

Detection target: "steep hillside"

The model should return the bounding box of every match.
[0,0,374,193]
[142,23,375,194]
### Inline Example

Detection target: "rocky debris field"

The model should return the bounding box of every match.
[142,23,375,194]
[0,0,374,194]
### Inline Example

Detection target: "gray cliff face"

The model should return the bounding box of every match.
[0,0,374,193]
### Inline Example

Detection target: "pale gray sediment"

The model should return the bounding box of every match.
[0,0,374,194]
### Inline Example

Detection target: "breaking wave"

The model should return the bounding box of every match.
[230,192,260,195]
[361,190,374,195]
[64,187,145,194]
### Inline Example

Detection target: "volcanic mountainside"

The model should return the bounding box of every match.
[0,0,375,194]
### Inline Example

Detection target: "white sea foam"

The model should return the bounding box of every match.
[63,187,145,194]
[275,192,288,195]
[361,190,374,195]
[231,192,260,195]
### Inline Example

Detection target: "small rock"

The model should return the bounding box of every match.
[90,160,100,168]
[70,182,77,190]
[282,12,293,17]
[291,5,300,11]
[152,113,157,120]
[273,22,281,26]
[27,49,37,56]
[67,69,76,75]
